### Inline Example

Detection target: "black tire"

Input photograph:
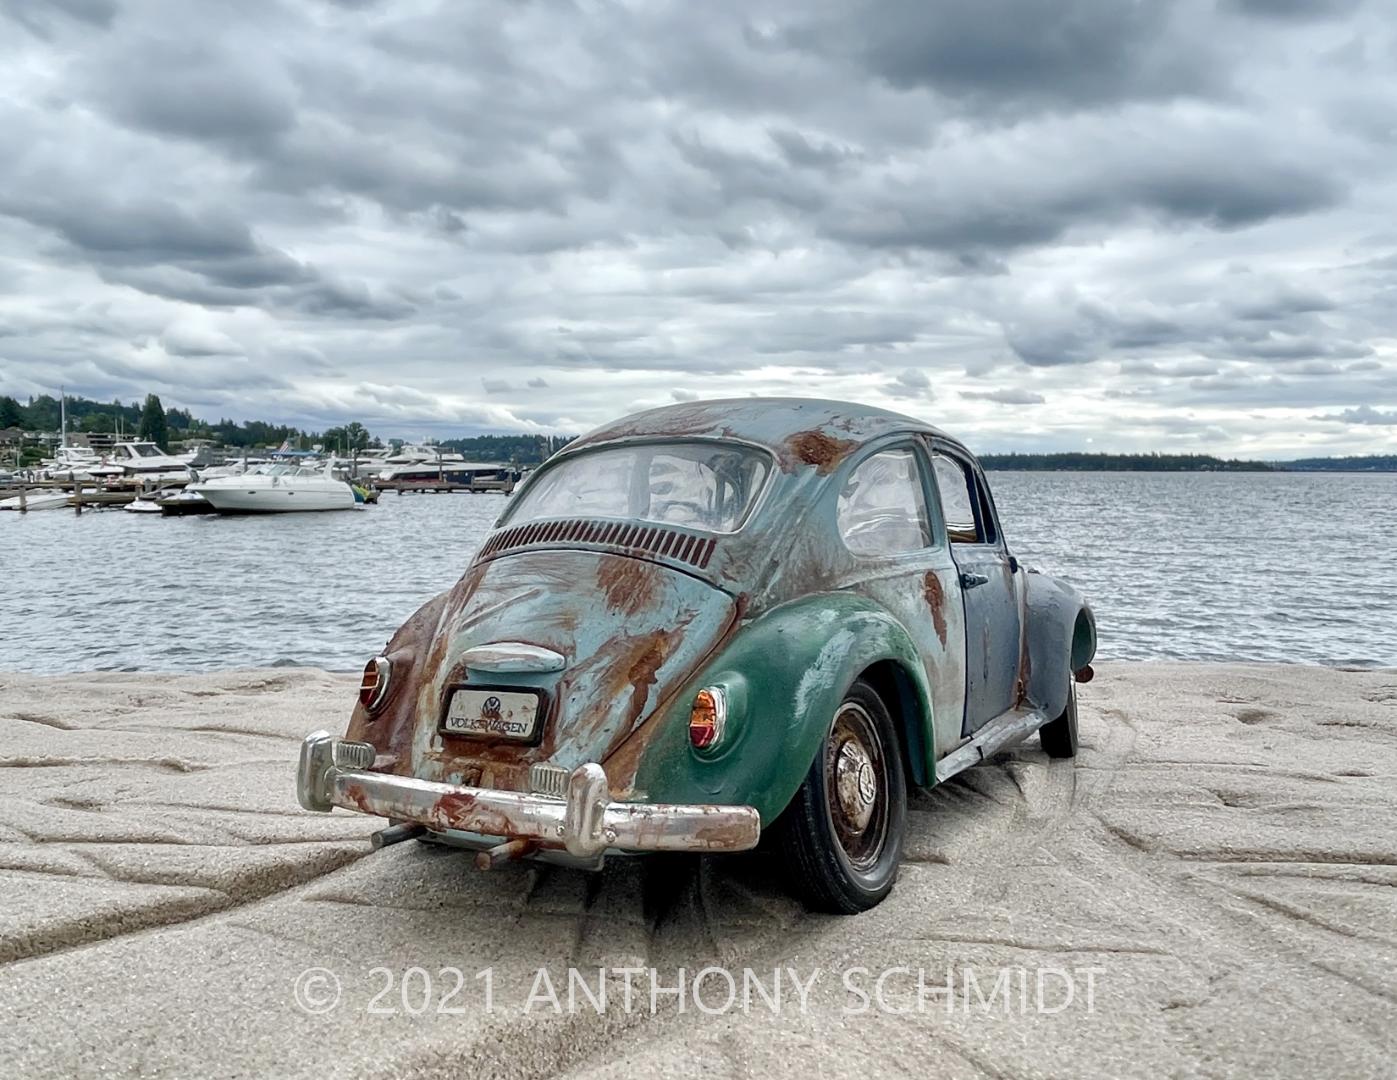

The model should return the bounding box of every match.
[775,680,907,914]
[1039,681,1079,758]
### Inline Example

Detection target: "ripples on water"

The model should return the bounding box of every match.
[1,472,1393,673]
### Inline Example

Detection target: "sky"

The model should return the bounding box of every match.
[1,0,1396,457]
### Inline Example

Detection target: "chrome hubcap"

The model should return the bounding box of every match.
[834,739,877,831]
[824,701,888,872]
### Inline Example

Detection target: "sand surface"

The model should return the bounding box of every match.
[0,663,1393,1078]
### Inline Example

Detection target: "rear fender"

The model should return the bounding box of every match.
[1024,573,1096,719]
[619,593,935,826]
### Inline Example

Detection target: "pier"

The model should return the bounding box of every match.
[372,476,516,495]
[0,476,185,512]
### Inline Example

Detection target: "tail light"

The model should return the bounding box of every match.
[359,656,392,712]
[688,687,727,750]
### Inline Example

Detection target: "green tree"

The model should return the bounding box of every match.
[80,412,114,434]
[138,393,169,450]
[342,421,369,452]
[0,395,22,428]
[322,421,370,453]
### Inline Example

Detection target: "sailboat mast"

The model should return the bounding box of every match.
[60,386,67,448]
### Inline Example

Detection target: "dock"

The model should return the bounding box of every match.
[373,477,516,495]
[0,477,185,512]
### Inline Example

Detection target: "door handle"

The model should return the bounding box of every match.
[960,571,990,589]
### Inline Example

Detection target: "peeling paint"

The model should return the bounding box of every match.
[922,571,948,647]
[596,558,659,617]
[623,631,670,729]
[784,429,857,475]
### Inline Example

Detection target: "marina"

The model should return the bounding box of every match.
[0,447,520,513]
[0,390,524,514]
[0,469,514,511]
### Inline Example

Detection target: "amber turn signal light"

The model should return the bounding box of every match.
[688,687,727,750]
[359,656,392,712]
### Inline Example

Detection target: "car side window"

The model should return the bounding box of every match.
[837,449,933,556]
[932,453,986,544]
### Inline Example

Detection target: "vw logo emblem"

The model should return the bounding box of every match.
[481,695,502,719]
[856,761,877,806]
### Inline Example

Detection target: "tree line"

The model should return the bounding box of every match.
[9,393,1388,470]
[0,392,571,462]
[978,451,1277,472]
[2,392,322,451]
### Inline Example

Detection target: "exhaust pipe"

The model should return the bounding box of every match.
[371,822,425,849]
[475,838,538,870]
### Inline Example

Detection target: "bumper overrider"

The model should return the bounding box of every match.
[296,731,761,858]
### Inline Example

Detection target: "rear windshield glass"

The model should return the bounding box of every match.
[506,441,771,533]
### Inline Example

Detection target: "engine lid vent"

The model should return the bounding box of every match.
[476,518,718,571]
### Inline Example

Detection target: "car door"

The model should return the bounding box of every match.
[836,443,966,765]
[928,447,1022,736]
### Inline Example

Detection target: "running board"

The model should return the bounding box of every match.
[935,706,1050,784]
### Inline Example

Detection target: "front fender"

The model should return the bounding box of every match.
[1024,572,1096,720]
[614,592,934,826]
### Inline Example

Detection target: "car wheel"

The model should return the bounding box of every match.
[1039,681,1079,758]
[776,680,907,914]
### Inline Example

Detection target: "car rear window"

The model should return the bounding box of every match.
[505,441,772,533]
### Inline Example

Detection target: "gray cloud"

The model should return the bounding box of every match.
[1315,405,1397,425]
[0,0,1392,457]
[1,0,115,35]
[789,0,1224,112]
[885,368,934,400]
[961,388,1046,405]
[87,35,297,145]
[1223,0,1363,20]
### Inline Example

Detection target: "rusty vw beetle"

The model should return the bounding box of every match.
[298,398,1095,912]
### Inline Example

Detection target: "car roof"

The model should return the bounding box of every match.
[568,397,965,468]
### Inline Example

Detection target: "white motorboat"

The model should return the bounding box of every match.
[108,441,197,477]
[123,485,193,514]
[158,488,214,516]
[377,460,520,485]
[187,463,358,513]
[187,461,249,481]
[123,492,167,514]
[0,489,70,511]
[41,446,124,481]
[383,443,465,467]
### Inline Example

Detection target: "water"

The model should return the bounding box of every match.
[1,473,1393,674]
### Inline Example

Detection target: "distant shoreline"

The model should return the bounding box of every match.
[979,452,1397,473]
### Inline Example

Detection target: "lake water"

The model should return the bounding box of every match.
[1,472,1393,674]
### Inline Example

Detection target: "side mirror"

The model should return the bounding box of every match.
[1008,555,1019,574]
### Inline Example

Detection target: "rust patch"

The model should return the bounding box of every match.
[427,790,526,838]
[570,403,718,448]
[342,782,374,816]
[596,557,659,617]
[602,594,747,791]
[345,585,455,763]
[623,630,672,731]
[784,429,857,475]
[922,571,948,647]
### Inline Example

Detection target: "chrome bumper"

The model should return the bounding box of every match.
[296,730,761,858]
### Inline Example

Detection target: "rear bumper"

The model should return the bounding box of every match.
[296,730,761,858]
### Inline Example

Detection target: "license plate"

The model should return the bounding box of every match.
[441,687,542,742]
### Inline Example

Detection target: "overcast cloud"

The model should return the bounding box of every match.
[1,0,1395,456]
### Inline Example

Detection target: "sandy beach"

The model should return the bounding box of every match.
[0,663,1393,1078]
